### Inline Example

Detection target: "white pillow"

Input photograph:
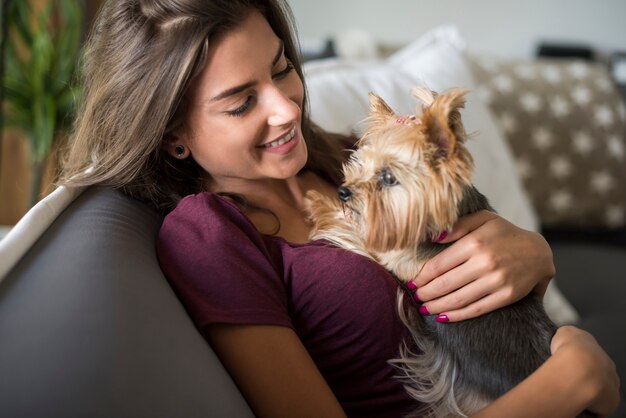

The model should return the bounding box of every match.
[304,25,579,325]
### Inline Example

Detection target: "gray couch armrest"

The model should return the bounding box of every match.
[0,187,253,418]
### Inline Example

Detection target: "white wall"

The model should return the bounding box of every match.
[288,0,626,59]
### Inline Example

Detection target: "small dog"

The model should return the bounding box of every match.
[306,88,591,417]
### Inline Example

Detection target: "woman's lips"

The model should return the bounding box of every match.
[258,126,299,154]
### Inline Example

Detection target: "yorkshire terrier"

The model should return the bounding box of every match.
[306,87,591,417]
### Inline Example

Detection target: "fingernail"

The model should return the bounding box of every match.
[419,305,430,315]
[406,281,418,291]
[435,314,449,323]
[432,231,448,243]
[413,292,422,302]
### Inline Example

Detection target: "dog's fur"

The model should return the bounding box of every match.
[306,88,590,417]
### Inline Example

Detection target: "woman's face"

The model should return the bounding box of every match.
[175,10,306,191]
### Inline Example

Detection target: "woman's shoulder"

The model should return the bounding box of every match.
[158,192,268,257]
[163,192,256,234]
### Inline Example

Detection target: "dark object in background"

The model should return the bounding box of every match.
[301,38,336,62]
[537,42,595,61]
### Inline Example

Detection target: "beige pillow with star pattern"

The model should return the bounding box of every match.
[467,55,626,229]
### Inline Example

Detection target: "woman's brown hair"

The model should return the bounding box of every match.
[59,0,348,212]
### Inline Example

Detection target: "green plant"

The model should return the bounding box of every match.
[2,0,83,206]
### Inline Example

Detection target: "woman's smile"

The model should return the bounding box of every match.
[257,125,300,154]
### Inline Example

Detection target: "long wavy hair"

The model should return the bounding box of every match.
[59,0,348,213]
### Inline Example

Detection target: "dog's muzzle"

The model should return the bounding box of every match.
[338,186,352,202]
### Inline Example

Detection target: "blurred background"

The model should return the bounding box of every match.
[1,0,625,230]
[0,0,101,228]
[290,0,626,60]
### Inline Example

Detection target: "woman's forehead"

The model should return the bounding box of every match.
[193,10,282,102]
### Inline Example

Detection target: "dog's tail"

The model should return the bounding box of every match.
[391,291,489,418]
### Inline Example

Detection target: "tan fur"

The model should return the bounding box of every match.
[305,87,480,416]
[307,86,474,282]
[306,87,568,418]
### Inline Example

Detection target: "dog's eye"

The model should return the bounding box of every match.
[378,168,398,186]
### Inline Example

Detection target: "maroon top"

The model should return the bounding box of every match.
[156,192,416,417]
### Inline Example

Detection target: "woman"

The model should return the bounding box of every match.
[60,0,619,417]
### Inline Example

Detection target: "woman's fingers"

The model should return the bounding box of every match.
[414,210,498,287]
[416,269,514,322]
[411,211,555,319]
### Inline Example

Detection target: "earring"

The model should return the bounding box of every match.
[175,145,185,157]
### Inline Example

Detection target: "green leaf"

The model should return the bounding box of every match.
[2,0,84,165]
[6,1,34,46]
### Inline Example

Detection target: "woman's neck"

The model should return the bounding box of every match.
[210,173,308,212]
[209,171,337,243]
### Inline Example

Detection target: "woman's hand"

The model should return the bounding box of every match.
[410,210,555,322]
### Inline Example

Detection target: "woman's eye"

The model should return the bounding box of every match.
[272,60,294,80]
[378,168,398,186]
[226,96,254,117]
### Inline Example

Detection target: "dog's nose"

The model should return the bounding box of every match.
[338,186,352,202]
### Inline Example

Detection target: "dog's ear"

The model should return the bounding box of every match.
[368,92,395,124]
[418,88,469,161]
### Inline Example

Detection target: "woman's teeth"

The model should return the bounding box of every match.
[262,127,296,148]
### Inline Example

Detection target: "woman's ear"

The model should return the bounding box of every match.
[163,135,191,159]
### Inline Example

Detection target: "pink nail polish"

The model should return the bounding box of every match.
[435,314,449,323]
[419,305,430,315]
[406,281,418,291]
[432,231,448,243]
[413,292,422,303]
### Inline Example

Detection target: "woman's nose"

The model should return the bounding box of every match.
[267,88,300,126]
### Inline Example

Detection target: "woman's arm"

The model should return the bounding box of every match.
[473,326,621,418]
[411,210,555,321]
[207,324,347,418]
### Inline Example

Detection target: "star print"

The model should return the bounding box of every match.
[550,96,571,118]
[571,86,591,105]
[516,157,534,179]
[498,112,518,134]
[478,57,500,72]
[550,156,573,179]
[493,74,514,92]
[572,131,594,155]
[606,205,625,227]
[514,64,536,80]
[541,65,562,84]
[594,105,614,127]
[607,135,625,160]
[532,127,554,150]
[568,62,590,79]
[595,77,613,92]
[549,190,573,212]
[590,170,615,194]
[520,92,542,112]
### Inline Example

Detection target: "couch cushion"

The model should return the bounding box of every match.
[467,55,626,230]
[0,187,253,418]
[303,25,580,325]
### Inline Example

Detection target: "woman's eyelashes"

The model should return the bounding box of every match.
[226,96,254,117]
[225,60,294,118]
[273,60,294,80]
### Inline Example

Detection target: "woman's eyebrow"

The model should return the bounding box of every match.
[210,41,284,103]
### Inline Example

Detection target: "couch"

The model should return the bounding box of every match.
[1,25,624,417]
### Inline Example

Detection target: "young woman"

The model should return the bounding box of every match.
[60,1,619,417]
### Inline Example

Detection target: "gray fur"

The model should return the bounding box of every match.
[392,185,593,417]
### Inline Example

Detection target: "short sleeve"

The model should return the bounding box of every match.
[156,193,292,334]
